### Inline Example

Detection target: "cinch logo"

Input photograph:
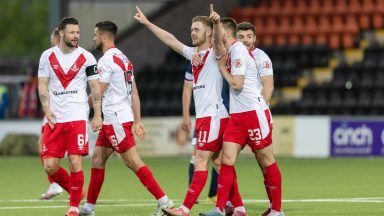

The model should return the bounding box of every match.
[333,124,373,146]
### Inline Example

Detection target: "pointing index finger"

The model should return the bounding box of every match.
[210,4,214,13]
[136,6,142,14]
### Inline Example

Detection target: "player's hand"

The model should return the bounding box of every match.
[91,115,102,132]
[134,6,149,25]
[44,109,56,129]
[175,124,189,146]
[191,53,203,66]
[218,51,228,70]
[134,121,147,140]
[209,4,220,24]
[181,117,191,132]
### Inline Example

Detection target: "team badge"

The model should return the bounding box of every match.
[234,59,242,68]
[70,64,79,72]
[263,61,271,69]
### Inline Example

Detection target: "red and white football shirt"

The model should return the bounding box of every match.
[182,46,228,119]
[227,42,268,113]
[252,48,273,93]
[98,48,134,125]
[38,46,98,123]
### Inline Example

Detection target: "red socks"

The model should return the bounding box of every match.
[216,164,235,211]
[69,171,84,207]
[86,168,105,204]
[264,173,272,206]
[51,167,70,192]
[136,166,165,199]
[182,170,208,209]
[229,170,244,208]
[265,163,282,211]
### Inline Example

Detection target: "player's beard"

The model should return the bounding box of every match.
[95,41,103,51]
[63,37,78,48]
[192,36,206,47]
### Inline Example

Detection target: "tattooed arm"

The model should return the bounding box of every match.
[88,79,102,131]
[38,77,55,129]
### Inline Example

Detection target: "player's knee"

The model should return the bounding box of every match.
[256,150,275,167]
[92,156,106,169]
[123,155,144,172]
[194,155,209,171]
[44,163,59,176]
[68,158,82,171]
[221,152,235,165]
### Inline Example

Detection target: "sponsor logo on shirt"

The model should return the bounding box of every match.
[53,90,78,96]
[52,64,59,70]
[193,84,205,90]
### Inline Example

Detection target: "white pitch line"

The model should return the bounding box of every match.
[243,197,384,203]
[0,199,174,203]
[0,198,384,210]
[1,197,384,203]
[0,203,156,210]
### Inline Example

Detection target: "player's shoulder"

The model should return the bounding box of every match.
[77,46,96,61]
[232,41,248,53]
[253,48,271,60]
[40,46,57,59]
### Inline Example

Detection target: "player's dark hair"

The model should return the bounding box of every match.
[220,17,237,38]
[192,16,213,29]
[58,17,79,30]
[237,22,256,34]
[95,21,118,36]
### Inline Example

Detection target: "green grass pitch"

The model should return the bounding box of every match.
[0,156,383,215]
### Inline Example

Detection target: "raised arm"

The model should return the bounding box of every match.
[88,79,102,131]
[131,79,147,140]
[134,6,185,55]
[38,77,55,129]
[209,4,226,57]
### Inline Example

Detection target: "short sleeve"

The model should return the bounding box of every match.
[182,46,195,61]
[230,46,247,76]
[256,50,273,77]
[85,52,99,80]
[98,58,113,83]
[38,52,50,78]
[184,63,193,82]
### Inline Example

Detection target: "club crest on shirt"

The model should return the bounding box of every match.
[52,64,59,70]
[98,68,103,75]
[234,59,242,68]
[42,144,48,153]
[263,61,271,69]
[70,64,79,72]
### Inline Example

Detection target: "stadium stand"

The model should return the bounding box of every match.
[130,0,384,116]
[227,0,384,116]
